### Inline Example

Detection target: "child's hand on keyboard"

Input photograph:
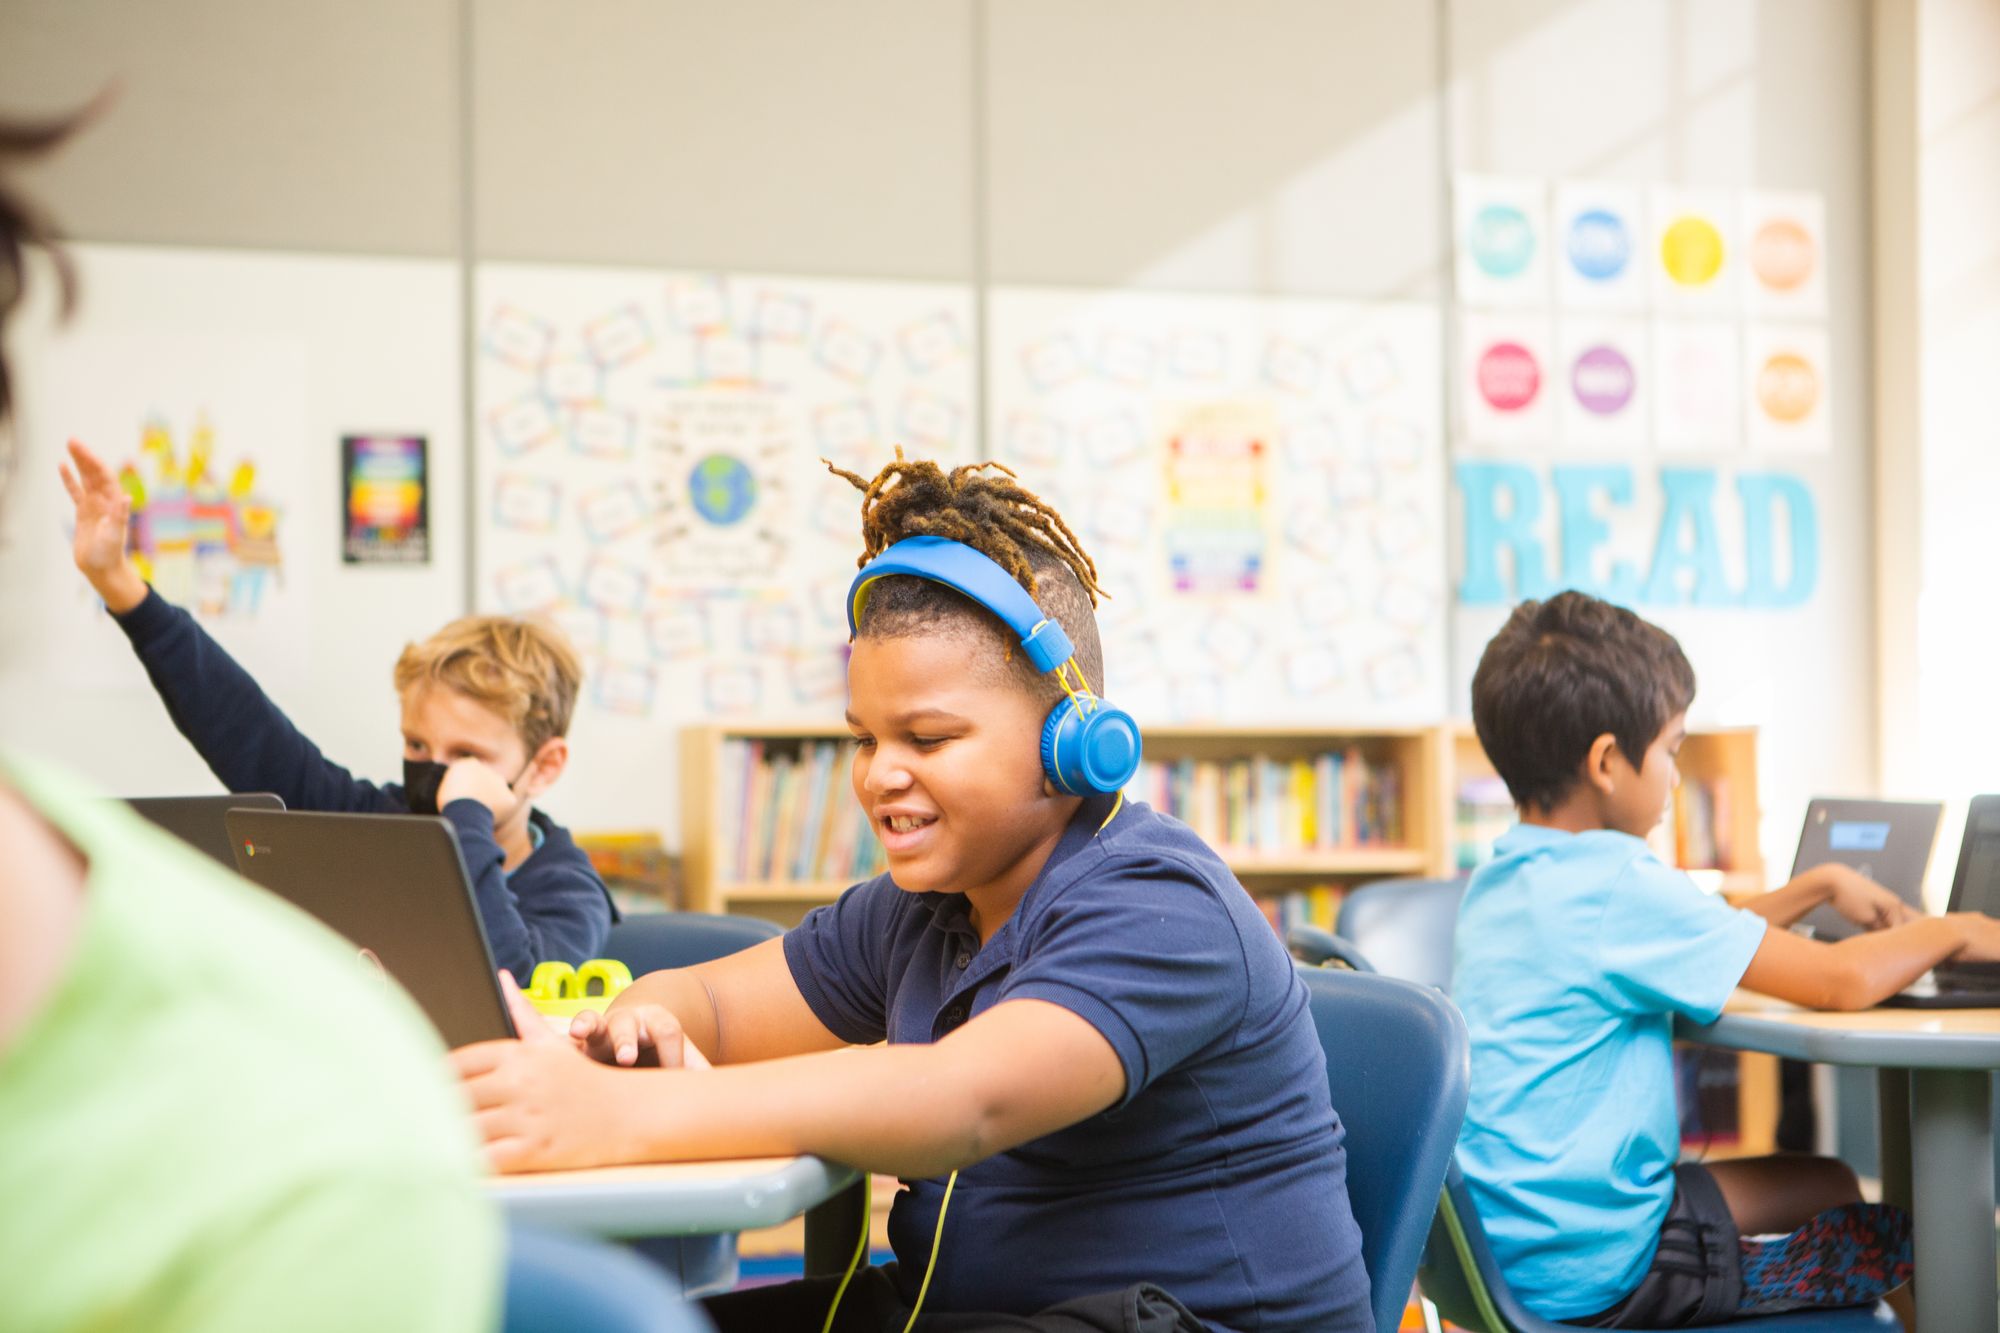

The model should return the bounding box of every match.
[569,1003,713,1070]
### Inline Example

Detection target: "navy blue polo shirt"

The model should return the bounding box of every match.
[783,794,1372,1333]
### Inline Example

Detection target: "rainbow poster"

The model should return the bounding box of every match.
[342,433,429,564]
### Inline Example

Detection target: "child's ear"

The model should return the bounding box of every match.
[522,737,568,797]
[1583,732,1620,796]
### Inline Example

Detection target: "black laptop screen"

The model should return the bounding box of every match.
[1958,811,2000,917]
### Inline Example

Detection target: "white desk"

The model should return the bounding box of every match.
[1679,998,2000,1333]
[489,1155,862,1297]
[489,1155,860,1239]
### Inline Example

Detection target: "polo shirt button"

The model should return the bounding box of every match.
[955,951,971,969]
[942,1005,966,1028]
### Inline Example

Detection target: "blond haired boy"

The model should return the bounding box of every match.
[61,441,613,979]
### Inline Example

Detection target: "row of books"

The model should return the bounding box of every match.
[1256,884,1343,936]
[1455,773,1739,876]
[717,739,887,885]
[1671,776,1735,870]
[1127,750,1405,852]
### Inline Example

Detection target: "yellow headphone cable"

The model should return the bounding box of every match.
[820,1169,959,1333]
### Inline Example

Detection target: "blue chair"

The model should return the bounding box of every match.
[502,1222,715,1332]
[1335,875,1467,992]
[603,911,784,976]
[1285,923,1377,972]
[1418,1163,1895,1333]
[1297,964,1470,1333]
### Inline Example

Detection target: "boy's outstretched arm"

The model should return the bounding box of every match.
[457,977,1125,1179]
[60,440,402,814]
[1741,863,1918,932]
[1740,911,2000,1010]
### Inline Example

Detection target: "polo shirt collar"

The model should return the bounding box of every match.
[1493,822,1573,856]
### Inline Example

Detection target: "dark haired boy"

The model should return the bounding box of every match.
[1456,590,2000,1326]
[455,457,1373,1333]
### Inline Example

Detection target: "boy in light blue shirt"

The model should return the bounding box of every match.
[1456,592,2000,1327]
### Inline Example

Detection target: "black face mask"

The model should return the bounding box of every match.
[402,758,451,816]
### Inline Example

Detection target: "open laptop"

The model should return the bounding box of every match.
[223,808,516,1046]
[1883,795,2000,1009]
[1790,797,1943,942]
[126,793,286,869]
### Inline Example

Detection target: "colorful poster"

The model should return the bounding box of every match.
[1556,317,1648,448]
[1648,187,1740,314]
[1553,182,1646,312]
[473,264,975,727]
[342,433,429,564]
[1745,324,1830,452]
[22,328,309,690]
[1743,190,1828,318]
[1159,400,1276,596]
[990,288,1446,722]
[1651,319,1742,451]
[1455,175,1551,309]
[1460,312,1554,445]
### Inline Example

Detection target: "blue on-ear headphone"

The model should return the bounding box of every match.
[846,535,1142,796]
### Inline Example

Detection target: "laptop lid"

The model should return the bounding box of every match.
[126,793,285,869]
[1941,796,2000,917]
[1790,798,1943,941]
[1927,796,2000,989]
[223,808,516,1047]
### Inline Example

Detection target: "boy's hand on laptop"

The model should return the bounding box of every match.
[568,1004,712,1070]
[58,439,148,615]
[1948,913,2000,963]
[1822,865,1920,931]
[436,758,518,818]
[450,972,658,1173]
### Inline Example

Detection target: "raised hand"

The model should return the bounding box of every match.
[58,439,147,613]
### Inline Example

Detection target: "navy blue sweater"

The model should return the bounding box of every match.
[113,590,614,977]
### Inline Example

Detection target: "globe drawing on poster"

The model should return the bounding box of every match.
[989,289,1447,722]
[474,265,974,722]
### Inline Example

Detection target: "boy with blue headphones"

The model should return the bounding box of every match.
[455,453,1373,1333]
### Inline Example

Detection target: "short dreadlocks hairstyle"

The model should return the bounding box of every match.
[1471,590,1696,813]
[825,450,1107,700]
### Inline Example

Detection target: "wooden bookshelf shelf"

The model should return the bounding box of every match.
[719,880,859,903]
[1217,849,1432,876]
[682,721,1767,963]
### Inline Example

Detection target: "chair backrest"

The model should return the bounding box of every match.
[1334,875,1467,992]
[603,911,784,975]
[1284,923,1377,971]
[502,1222,714,1333]
[1297,964,1469,1333]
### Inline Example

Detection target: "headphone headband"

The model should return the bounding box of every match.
[847,535,1075,673]
[844,533,1140,797]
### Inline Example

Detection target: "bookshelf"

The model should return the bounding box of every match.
[681,721,1454,926]
[684,719,1778,1152]
[679,724,881,924]
[1445,722,1765,893]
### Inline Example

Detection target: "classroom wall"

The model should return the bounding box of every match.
[1870,0,2000,876]
[1445,0,1878,878]
[0,1,1879,863]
